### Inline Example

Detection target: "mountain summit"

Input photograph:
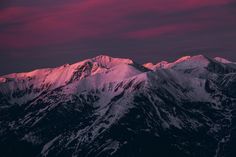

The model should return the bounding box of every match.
[0,55,236,157]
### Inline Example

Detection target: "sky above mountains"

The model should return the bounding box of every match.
[0,0,236,75]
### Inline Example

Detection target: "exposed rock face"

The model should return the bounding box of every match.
[0,55,236,157]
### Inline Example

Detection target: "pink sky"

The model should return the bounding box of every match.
[0,0,236,75]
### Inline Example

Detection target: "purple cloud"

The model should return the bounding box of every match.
[0,0,235,75]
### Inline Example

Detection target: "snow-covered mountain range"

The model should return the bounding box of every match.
[0,55,236,157]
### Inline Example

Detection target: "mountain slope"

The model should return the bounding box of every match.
[0,55,236,157]
[0,55,140,105]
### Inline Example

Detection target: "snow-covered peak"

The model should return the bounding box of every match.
[172,55,208,64]
[141,55,212,78]
[143,55,209,71]
[91,55,133,68]
[214,57,232,64]
[0,55,139,104]
[2,55,134,80]
[67,63,145,93]
[1,54,236,106]
[170,55,209,68]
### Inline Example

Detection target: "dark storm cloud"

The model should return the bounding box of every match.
[0,0,236,75]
